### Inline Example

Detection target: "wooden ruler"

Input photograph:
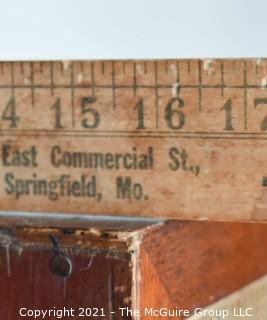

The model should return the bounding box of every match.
[0,59,267,222]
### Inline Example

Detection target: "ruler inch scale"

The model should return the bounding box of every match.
[0,59,267,222]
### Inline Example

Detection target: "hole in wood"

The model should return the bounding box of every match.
[49,255,72,278]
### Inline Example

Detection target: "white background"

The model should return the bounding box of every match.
[0,0,266,60]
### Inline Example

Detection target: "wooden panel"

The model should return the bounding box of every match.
[0,60,267,222]
[0,228,132,319]
[188,275,267,319]
[139,221,267,319]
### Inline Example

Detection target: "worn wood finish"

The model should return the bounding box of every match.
[2,221,267,319]
[0,211,160,231]
[0,60,267,222]
[139,221,267,319]
[0,230,132,320]
[188,275,267,320]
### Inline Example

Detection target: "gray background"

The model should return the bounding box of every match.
[0,0,266,60]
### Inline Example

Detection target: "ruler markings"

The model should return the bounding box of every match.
[111,61,116,109]
[220,61,225,97]
[144,61,147,74]
[60,61,64,76]
[0,60,266,133]
[91,61,95,96]
[101,62,105,74]
[255,61,259,74]
[1,59,267,222]
[154,61,159,128]
[1,131,267,140]
[50,61,54,95]
[30,62,35,108]
[233,60,236,72]
[133,62,137,97]
[198,60,202,111]
[40,62,44,74]
[70,62,75,128]
[1,129,267,136]
[176,60,180,82]
[0,84,264,90]
[20,62,24,74]
[10,62,14,97]
[80,61,84,74]
[244,61,248,130]
[165,60,168,74]
[0,128,266,135]
[187,60,191,74]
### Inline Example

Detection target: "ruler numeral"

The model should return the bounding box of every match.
[134,98,145,130]
[81,96,100,129]
[51,98,64,129]
[51,96,101,130]
[221,99,234,131]
[2,97,19,128]
[165,97,185,130]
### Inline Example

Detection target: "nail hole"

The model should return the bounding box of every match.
[50,255,72,278]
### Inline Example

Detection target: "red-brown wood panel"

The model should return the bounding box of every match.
[140,221,267,319]
[0,245,132,319]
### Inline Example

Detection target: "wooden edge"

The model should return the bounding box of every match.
[0,211,162,231]
[188,274,267,319]
[137,220,267,319]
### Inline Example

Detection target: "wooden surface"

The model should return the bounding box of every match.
[0,60,267,221]
[0,228,132,320]
[2,221,267,319]
[139,221,267,319]
[188,275,267,320]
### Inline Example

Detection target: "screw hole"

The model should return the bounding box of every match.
[50,255,73,278]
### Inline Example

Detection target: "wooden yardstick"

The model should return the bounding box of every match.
[0,59,267,222]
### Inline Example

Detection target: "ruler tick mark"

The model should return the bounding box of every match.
[176,60,180,83]
[50,62,54,96]
[233,61,236,72]
[10,62,14,97]
[91,61,95,96]
[133,62,137,97]
[111,61,116,110]
[244,61,248,130]
[80,61,84,73]
[60,62,64,76]
[40,62,44,74]
[220,62,225,97]
[155,61,159,128]
[198,60,202,111]
[20,62,24,74]
[187,60,191,74]
[30,62,35,108]
[165,61,168,74]
[71,62,75,128]
[144,62,147,74]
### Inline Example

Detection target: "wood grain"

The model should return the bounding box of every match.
[0,229,132,320]
[188,274,267,320]
[139,220,267,319]
[0,60,266,222]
